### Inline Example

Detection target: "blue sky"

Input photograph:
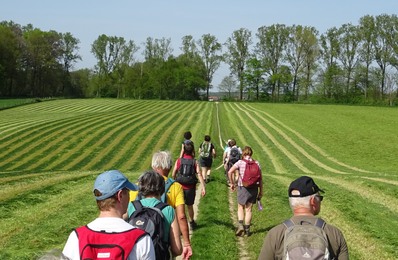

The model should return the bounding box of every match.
[2,1,398,88]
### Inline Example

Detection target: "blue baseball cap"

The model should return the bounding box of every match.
[93,170,138,200]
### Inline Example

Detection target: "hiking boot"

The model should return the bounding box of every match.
[189,221,197,230]
[244,225,251,237]
[235,224,245,237]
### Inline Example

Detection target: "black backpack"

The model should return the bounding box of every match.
[128,200,170,260]
[175,158,198,185]
[200,142,212,158]
[228,147,241,165]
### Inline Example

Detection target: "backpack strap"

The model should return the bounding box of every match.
[161,178,175,203]
[132,200,143,211]
[315,218,326,229]
[154,201,169,211]
[283,218,326,229]
[283,219,295,229]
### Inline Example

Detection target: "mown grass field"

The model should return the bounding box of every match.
[0,99,397,259]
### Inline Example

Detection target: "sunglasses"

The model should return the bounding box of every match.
[316,195,324,201]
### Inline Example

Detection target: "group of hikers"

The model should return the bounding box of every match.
[57,131,349,260]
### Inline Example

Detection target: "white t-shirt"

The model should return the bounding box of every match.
[62,217,155,260]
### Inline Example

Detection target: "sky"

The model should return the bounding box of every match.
[2,1,398,89]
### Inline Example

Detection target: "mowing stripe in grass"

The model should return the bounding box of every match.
[316,175,398,215]
[0,172,95,249]
[18,113,136,171]
[60,112,156,171]
[245,104,375,174]
[0,113,102,162]
[0,114,105,168]
[230,103,311,174]
[101,111,181,171]
[6,112,133,171]
[241,105,352,175]
[33,111,145,171]
[0,171,94,204]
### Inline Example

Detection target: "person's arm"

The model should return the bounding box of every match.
[169,213,183,257]
[258,164,263,199]
[175,204,192,259]
[172,160,179,179]
[228,164,238,191]
[196,162,206,196]
[179,143,184,158]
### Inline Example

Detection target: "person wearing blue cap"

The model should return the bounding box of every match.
[62,170,155,260]
[258,176,348,260]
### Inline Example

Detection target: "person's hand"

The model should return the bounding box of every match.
[201,187,206,197]
[182,244,192,260]
[230,183,236,191]
[258,191,263,199]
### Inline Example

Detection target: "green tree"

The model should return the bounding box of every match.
[243,57,265,100]
[256,24,289,101]
[197,34,222,100]
[23,26,63,97]
[91,34,138,97]
[337,23,360,100]
[358,15,376,100]
[224,28,252,100]
[0,21,22,96]
[319,27,341,100]
[373,14,395,99]
[60,32,81,96]
[286,25,319,101]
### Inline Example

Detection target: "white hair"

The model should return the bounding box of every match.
[151,151,173,170]
[289,194,319,210]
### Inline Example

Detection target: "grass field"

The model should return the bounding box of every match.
[0,99,397,259]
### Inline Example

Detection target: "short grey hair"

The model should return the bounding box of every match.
[289,194,319,210]
[152,151,173,170]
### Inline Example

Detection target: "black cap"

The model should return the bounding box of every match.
[288,176,324,197]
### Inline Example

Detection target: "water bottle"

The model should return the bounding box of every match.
[257,200,263,211]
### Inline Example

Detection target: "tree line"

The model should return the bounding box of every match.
[1,14,398,105]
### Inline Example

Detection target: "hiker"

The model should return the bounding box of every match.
[228,146,263,237]
[224,139,242,185]
[222,139,232,165]
[258,176,349,260]
[179,131,195,158]
[62,170,155,260]
[198,135,216,183]
[128,151,193,260]
[127,170,182,259]
[172,142,206,230]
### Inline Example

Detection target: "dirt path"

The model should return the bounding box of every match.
[175,181,202,260]
[177,102,249,259]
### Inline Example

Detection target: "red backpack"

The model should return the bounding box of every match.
[75,225,146,260]
[241,159,261,188]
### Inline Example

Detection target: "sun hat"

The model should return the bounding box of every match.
[288,176,324,197]
[93,170,137,200]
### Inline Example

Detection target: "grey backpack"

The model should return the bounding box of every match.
[283,219,330,260]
